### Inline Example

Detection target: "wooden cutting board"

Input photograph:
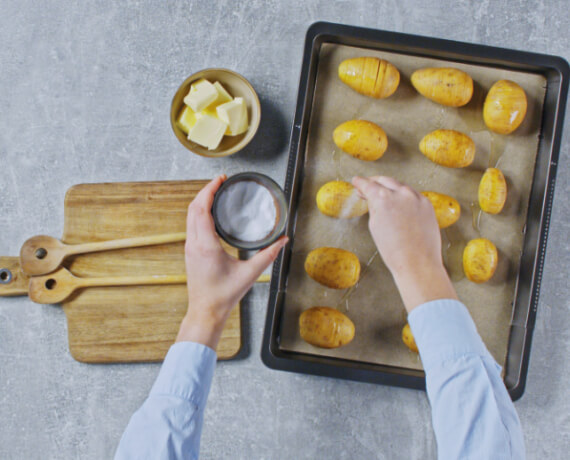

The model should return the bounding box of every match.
[0,180,243,363]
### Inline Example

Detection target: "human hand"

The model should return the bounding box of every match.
[176,175,288,349]
[352,176,457,312]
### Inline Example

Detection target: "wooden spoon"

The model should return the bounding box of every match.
[28,267,271,304]
[20,233,187,276]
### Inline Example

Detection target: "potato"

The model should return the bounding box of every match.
[411,67,473,107]
[333,120,388,161]
[338,57,400,99]
[402,323,418,353]
[419,129,475,168]
[421,191,461,228]
[483,80,527,134]
[316,181,369,218]
[299,307,355,349]
[305,247,361,289]
[478,168,507,214]
[463,238,498,283]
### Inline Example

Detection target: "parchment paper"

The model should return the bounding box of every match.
[278,43,547,371]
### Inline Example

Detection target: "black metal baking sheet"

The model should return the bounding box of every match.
[262,21,568,400]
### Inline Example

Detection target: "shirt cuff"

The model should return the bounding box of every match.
[150,341,217,408]
[408,299,491,372]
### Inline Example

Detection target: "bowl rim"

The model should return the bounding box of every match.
[211,172,288,250]
[170,68,261,158]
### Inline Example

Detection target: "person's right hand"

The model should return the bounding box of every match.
[176,175,288,349]
[352,176,457,313]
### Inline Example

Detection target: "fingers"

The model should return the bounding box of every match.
[353,175,419,200]
[186,175,227,246]
[352,176,392,201]
[371,176,421,199]
[194,207,221,248]
[240,236,289,285]
[192,174,227,210]
[368,176,405,191]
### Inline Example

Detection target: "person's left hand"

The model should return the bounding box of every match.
[176,175,288,349]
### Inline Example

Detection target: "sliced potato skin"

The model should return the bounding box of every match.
[402,323,418,353]
[333,120,388,161]
[305,247,361,289]
[483,80,527,134]
[419,129,476,168]
[299,307,355,349]
[411,67,473,107]
[463,238,498,283]
[421,191,461,228]
[316,181,369,218]
[478,168,507,214]
[338,57,400,99]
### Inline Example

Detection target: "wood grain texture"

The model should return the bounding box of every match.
[59,180,242,363]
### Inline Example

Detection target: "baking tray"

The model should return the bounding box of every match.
[262,22,568,400]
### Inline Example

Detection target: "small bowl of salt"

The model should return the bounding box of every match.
[212,172,288,250]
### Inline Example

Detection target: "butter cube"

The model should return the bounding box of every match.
[177,106,197,135]
[216,97,249,136]
[200,106,218,118]
[213,81,233,105]
[188,114,228,150]
[184,79,218,112]
[188,78,205,93]
[199,82,232,119]
[233,99,249,136]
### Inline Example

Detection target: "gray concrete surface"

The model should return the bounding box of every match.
[0,1,568,459]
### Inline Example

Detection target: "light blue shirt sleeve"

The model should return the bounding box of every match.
[114,341,216,460]
[408,299,525,460]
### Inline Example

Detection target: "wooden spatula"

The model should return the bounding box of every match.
[20,233,187,276]
[29,267,270,304]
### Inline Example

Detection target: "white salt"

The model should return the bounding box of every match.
[216,180,277,242]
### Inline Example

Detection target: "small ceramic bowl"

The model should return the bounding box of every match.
[212,173,288,250]
[171,69,261,157]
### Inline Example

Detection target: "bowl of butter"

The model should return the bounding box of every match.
[171,69,261,157]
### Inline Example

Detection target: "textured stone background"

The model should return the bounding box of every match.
[0,1,568,459]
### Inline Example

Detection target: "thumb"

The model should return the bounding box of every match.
[240,236,288,286]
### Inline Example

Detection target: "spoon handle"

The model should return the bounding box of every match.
[65,232,187,256]
[77,273,271,289]
[77,274,187,288]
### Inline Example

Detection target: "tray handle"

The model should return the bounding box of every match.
[0,257,29,297]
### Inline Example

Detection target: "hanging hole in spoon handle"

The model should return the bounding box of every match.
[45,278,57,290]
[0,257,30,297]
[0,268,12,284]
